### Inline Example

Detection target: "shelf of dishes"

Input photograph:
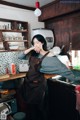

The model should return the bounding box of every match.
[0,32,28,51]
[0,41,28,51]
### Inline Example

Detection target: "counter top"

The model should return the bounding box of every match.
[0,71,79,84]
[0,73,57,82]
[0,73,26,82]
[44,74,57,79]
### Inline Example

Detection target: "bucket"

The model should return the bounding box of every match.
[13,112,26,120]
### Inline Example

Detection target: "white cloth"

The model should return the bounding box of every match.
[57,55,71,68]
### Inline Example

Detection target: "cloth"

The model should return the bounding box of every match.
[40,56,80,81]
[57,55,71,67]
[18,52,80,81]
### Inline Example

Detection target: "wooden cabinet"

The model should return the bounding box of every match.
[39,1,80,22]
[0,18,28,52]
[47,79,79,120]
[39,1,80,52]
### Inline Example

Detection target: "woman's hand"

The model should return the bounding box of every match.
[34,44,41,53]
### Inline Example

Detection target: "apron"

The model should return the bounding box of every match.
[20,52,49,104]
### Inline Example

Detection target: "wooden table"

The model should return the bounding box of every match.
[44,74,57,79]
[0,73,57,82]
[0,73,26,82]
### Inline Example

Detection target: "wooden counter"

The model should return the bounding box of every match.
[44,74,57,79]
[0,73,57,82]
[0,73,26,82]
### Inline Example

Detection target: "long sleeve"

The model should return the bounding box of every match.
[18,52,28,60]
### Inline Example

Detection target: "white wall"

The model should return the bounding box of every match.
[0,5,44,75]
[0,4,44,40]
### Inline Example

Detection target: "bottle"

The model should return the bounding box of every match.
[6,67,9,74]
[18,23,22,30]
[11,63,16,75]
[5,63,10,74]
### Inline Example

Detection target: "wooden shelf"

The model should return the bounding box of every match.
[0,29,28,32]
[4,40,28,42]
[0,73,26,82]
[0,18,29,52]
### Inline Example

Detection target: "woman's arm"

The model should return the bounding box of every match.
[18,46,34,60]
[24,46,34,54]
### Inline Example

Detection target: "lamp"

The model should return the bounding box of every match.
[34,0,41,17]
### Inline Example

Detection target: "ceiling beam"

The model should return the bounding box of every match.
[0,0,35,11]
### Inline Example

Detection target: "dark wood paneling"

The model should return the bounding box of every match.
[45,14,80,51]
[72,32,80,50]
[39,1,80,21]
[39,1,80,51]
[0,0,35,11]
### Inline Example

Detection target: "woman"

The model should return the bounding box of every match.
[19,34,51,120]
[19,34,80,120]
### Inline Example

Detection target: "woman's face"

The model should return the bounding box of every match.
[33,38,43,53]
